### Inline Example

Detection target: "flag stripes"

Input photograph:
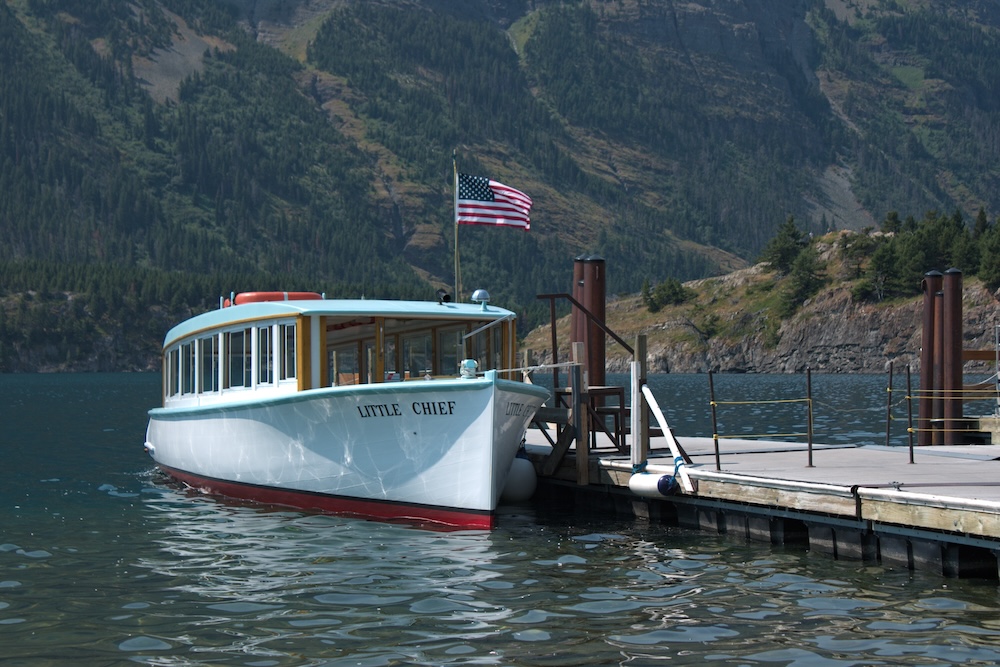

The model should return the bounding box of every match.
[456,173,532,230]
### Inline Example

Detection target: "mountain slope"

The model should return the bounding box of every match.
[199,0,1000,278]
[1,0,999,371]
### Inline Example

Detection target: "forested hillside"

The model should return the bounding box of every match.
[1,0,999,371]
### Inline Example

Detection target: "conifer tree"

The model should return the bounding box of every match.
[760,216,806,274]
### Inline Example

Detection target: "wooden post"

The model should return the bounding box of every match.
[942,268,963,446]
[919,271,942,447]
[582,256,606,391]
[933,290,944,445]
[572,342,589,486]
[571,256,585,354]
[630,361,641,467]
[630,334,648,468]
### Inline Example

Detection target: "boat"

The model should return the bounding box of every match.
[144,289,551,529]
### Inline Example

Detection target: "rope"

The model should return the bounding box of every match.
[712,396,813,443]
[907,426,992,434]
[812,398,891,414]
[714,432,810,440]
[504,361,581,375]
[711,398,809,406]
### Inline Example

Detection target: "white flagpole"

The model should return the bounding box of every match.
[453,150,461,302]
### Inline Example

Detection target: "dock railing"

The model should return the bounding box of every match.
[532,358,592,486]
[706,369,815,469]
[536,292,635,453]
[536,292,634,388]
[884,362,998,463]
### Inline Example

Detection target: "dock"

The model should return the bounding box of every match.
[526,258,1000,579]
[525,430,1000,579]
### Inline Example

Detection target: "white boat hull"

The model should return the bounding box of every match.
[146,371,549,528]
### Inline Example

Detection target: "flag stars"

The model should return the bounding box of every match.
[459,174,494,202]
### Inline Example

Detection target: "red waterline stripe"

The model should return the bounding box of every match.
[159,466,496,530]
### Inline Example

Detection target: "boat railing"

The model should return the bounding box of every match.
[461,313,514,342]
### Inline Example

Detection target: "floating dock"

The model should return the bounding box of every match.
[527,259,1000,579]
[525,430,1000,579]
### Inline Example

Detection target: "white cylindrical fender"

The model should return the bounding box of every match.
[628,472,678,498]
[501,456,537,503]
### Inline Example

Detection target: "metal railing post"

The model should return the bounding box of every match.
[806,367,814,468]
[885,361,893,447]
[907,365,915,464]
[571,344,589,486]
[708,370,721,471]
[548,296,559,391]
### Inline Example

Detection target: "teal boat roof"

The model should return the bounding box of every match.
[163,297,516,348]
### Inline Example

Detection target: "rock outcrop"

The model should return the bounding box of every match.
[529,264,1000,375]
[641,288,924,374]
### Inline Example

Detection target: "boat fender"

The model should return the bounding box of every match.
[501,454,537,503]
[143,441,155,457]
[628,472,679,498]
[459,359,478,379]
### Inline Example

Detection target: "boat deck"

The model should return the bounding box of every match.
[524,430,1000,577]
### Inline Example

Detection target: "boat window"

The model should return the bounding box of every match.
[200,335,219,393]
[467,329,489,372]
[166,348,179,397]
[403,333,433,379]
[329,344,360,386]
[280,323,296,381]
[226,328,252,388]
[437,327,464,376]
[384,336,399,381]
[363,340,376,383]
[180,342,196,395]
[461,317,512,373]
[258,325,274,386]
[492,324,504,371]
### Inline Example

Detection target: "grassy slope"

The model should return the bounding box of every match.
[523,230,999,373]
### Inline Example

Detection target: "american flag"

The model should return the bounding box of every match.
[456,173,532,230]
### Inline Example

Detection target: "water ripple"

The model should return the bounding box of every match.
[5,374,1000,665]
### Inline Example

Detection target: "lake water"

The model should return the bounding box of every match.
[4,372,1000,666]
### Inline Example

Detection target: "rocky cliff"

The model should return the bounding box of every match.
[526,263,1000,375]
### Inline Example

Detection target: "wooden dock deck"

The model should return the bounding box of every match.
[526,263,1000,578]
[524,430,1000,579]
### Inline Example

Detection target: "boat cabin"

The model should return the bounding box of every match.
[160,294,520,407]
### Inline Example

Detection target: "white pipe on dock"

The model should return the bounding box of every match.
[623,384,695,495]
[606,459,676,475]
[857,487,1000,513]
[686,468,855,497]
[641,384,695,493]
[630,361,642,468]
[610,460,854,497]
